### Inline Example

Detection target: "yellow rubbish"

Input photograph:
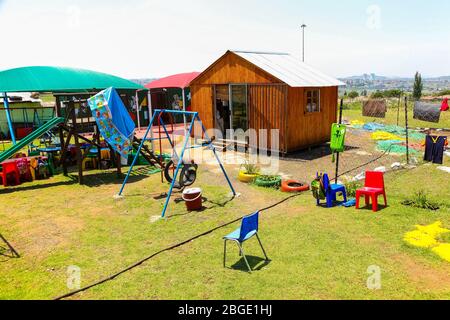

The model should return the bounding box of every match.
[371,131,405,141]
[350,120,365,127]
[404,221,450,263]
[432,244,450,262]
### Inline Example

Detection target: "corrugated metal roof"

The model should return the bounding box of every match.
[232,51,345,87]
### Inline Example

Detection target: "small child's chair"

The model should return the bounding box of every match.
[317,173,348,208]
[223,212,269,273]
[355,171,387,212]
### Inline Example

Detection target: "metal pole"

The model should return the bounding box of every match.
[301,24,307,62]
[147,89,155,152]
[135,91,141,132]
[161,115,197,218]
[118,110,159,196]
[182,88,187,135]
[404,97,410,165]
[396,92,402,126]
[2,92,16,144]
[199,114,236,196]
[335,99,344,183]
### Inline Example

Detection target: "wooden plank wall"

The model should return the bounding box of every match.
[286,86,338,151]
[190,84,214,129]
[248,84,287,152]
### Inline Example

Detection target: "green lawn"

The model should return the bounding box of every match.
[1,160,450,300]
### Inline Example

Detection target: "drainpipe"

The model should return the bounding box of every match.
[2,92,16,144]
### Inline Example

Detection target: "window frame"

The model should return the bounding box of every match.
[304,88,321,114]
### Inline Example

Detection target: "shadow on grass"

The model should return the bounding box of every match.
[0,178,78,194]
[229,256,272,273]
[0,234,20,261]
[356,205,389,212]
[167,196,237,219]
[283,143,360,162]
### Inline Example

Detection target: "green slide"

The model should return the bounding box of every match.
[0,117,65,163]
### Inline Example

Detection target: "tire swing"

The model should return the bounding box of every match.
[164,160,198,189]
[281,180,310,193]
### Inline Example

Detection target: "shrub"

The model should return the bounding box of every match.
[344,180,362,198]
[402,190,440,211]
[240,161,260,175]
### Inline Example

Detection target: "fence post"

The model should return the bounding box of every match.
[404,96,410,165]
[335,99,344,183]
[397,92,402,126]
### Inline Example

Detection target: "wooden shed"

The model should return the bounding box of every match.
[189,50,345,153]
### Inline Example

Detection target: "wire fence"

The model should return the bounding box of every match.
[280,96,449,187]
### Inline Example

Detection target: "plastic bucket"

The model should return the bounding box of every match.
[182,188,203,211]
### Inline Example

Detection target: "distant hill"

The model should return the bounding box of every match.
[129,78,157,86]
[341,74,450,81]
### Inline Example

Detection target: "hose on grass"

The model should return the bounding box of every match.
[54,193,303,300]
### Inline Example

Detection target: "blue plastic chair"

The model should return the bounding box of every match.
[317,173,348,208]
[223,212,269,272]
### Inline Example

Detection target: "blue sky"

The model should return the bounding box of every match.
[0,0,449,79]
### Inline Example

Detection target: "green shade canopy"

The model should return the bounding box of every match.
[0,66,144,93]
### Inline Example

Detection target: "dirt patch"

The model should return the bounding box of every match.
[390,252,450,291]
[13,215,84,259]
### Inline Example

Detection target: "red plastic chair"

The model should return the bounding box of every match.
[355,171,387,212]
[1,161,21,187]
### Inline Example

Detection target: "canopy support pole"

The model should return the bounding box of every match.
[2,92,16,144]
[182,88,187,135]
[135,91,141,131]
[148,89,155,151]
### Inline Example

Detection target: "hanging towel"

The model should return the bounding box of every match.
[414,102,441,123]
[424,135,447,165]
[363,100,387,118]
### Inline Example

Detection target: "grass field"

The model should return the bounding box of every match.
[1,157,450,300]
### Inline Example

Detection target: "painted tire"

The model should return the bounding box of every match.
[238,171,259,183]
[281,180,310,193]
[254,176,282,188]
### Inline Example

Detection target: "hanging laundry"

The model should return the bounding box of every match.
[363,100,387,118]
[424,135,447,165]
[441,98,449,112]
[414,102,441,123]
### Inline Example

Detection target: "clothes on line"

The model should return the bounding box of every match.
[363,100,387,118]
[424,135,447,165]
[441,98,449,112]
[414,102,441,123]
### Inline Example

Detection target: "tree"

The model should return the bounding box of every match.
[384,89,402,99]
[413,72,423,100]
[371,90,384,99]
[348,91,359,101]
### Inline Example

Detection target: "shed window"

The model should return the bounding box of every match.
[305,89,320,113]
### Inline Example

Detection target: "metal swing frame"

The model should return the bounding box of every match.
[118,109,236,218]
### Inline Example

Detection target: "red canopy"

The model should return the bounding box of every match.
[145,72,200,90]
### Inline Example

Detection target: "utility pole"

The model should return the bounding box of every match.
[301,24,307,62]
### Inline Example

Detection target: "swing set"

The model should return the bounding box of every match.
[118,109,236,218]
